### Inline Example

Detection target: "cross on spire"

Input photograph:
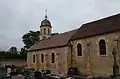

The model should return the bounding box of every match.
[45,9,48,19]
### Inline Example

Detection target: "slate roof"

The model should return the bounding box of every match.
[71,13,120,40]
[28,29,78,51]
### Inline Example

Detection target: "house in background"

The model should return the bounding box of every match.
[27,13,120,76]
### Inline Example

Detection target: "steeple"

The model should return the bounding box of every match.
[45,10,48,19]
[39,10,52,40]
[40,10,51,27]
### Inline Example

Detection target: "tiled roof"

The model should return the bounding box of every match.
[71,13,120,40]
[28,29,77,51]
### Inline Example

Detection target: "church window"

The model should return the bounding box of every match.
[48,28,50,35]
[51,53,55,63]
[44,28,46,35]
[41,54,44,63]
[77,43,82,56]
[99,39,106,55]
[33,54,35,63]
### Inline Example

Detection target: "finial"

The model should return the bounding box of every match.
[45,9,48,19]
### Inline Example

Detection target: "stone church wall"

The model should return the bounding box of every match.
[72,32,120,76]
[27,31,120,76]
[27,46,69,75]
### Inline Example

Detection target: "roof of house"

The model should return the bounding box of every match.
[71,13,120,40]
[28,29,78,51]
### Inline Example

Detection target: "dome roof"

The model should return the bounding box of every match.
[41,19,51,26]
[40,19,52,27]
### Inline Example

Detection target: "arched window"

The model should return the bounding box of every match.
[99,39,106,55]
[51,53,55,63]
[33,54,35,63]
[77,43,82,56]
[44,28,46,35]
[41,54,44,63]
[48,28,50,35]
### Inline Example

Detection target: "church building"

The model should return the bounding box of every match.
[27,13,120,76]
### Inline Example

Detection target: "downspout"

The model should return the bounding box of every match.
[69,41,73,68]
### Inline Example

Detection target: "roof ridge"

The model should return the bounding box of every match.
[83,13,120,26]
[59,28,78,35]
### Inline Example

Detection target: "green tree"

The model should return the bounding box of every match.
[22,30,40,49]
[0,51,6,60]
[9,46,17,53]
[19,47,27,60]
[4,51,11,59]
[9,46,19,59]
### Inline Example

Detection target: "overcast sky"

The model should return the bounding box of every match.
[0,0,120,51]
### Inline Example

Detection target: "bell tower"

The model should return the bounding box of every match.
[39,10,52,40]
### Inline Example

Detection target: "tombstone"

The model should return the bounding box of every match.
[67,67,80,76]
[34,71,42,79]
[24,69,30,79]
[6,67,11,79]
[46,70,51,74]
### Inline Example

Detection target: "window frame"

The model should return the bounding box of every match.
[44,28,46,35]
[33,54,36,63]
[77,43,82,56]
[41,54,44,63]
[99,39,106,55]
[51,53,55,63]
[48,28,50,35]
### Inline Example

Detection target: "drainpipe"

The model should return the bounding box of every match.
[69,41,73,68]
